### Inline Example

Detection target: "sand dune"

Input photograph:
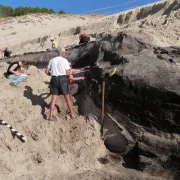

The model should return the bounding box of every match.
[0,0,179,57]
[0,14,104,56]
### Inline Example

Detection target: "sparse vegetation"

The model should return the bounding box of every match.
[59,10,65,14]
[0,4,65,17]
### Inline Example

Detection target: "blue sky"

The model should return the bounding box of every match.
[0,0,160,14]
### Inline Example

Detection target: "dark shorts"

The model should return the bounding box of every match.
[50,76,70,95]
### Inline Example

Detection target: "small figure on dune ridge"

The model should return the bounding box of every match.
[46,37,58,52]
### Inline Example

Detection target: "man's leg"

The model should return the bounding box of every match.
[49,95,57,119]
[64,94,75,117]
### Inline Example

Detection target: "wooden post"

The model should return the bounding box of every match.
[101,80,105,135]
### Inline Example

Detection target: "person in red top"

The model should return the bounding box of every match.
[79,33,90,44]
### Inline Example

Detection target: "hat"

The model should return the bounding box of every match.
[50,37,54,41]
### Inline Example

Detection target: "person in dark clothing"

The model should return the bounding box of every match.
[79,33,90,44]
[68,62,89,95]
[68,72,85,95]
[2,48,11,58]
[6,61,30,87]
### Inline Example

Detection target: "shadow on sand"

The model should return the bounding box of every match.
[23,85,60,120]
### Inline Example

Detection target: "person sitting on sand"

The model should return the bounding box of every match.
[79,33,90,44]
[2,47,11,58]
[6,61,30,87]
[45,47,89,120]
[46,37,58,52]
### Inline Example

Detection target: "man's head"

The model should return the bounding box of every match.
[58,47,66,58]
[50,37,54,42]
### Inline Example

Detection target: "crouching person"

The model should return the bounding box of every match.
[79,33,90,44]
[6,61,30,87]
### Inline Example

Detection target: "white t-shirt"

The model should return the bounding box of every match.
[48,56,70,76]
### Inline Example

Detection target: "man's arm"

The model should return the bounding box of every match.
[80,66,90,71]
[71,66,90,74]
[71,69,81,73]
[45,67,51,75]
[69,75,84,81]
[45,60,52,75]
[66,69,71,77]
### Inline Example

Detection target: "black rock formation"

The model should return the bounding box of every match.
[66,32,180,178]
[0,51,58,69]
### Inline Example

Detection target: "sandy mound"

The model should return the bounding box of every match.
[0,63,107,180]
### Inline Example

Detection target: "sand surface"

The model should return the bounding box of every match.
[0,63,107,180]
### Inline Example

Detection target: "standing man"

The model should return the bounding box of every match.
[45,47,85,120]
[6,61,29,87]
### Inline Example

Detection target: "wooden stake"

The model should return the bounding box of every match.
[101,80,105,135]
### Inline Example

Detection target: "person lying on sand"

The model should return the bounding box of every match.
[45,47,89,120]
[6,61,30,87]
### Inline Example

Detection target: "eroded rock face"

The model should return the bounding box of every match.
[67,32,180,131]
[0,51,58,69]
[66,32,180,177]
